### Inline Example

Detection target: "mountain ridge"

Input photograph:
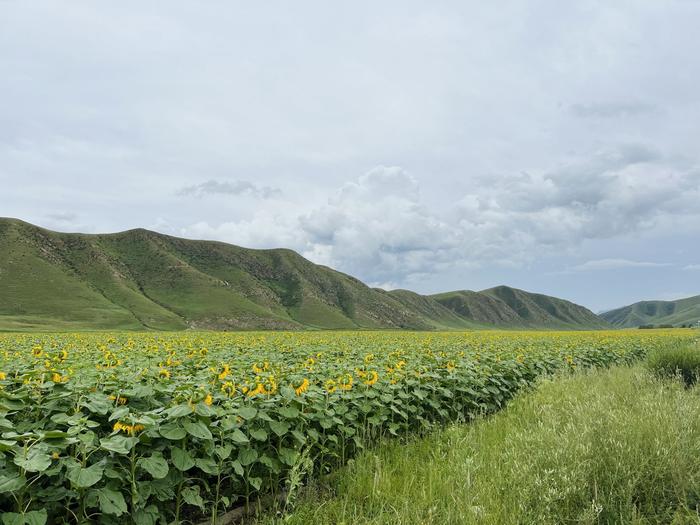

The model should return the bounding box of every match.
[0,218,610,331]
[601,295,700,328]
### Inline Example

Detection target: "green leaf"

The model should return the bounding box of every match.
[238,447,258,467]
[230,429,249,444]
[108,406,129,421]
[100,435,137,455]
[167,405,194,419]
[269,420,290,437]
[256,410,273,422]
[82,395,111,415]
[132,505,160,525]
[195,403,215,417]
[181,486,204,509]
[278,406,299,418]
[248,476,262,490]
[238,407,257,420]
[0,439,16,451]
[250,428,267,441]
[259,454,282,474]
[24,510,47,525]
[67,462,104,488]
[279,447,300,467]
[280,386,296,399]
[158,422,186,441]
[14,450,51,473]
[1,513,23,525]
[291,430,306,444]
[231,460,244,476]
[40,430,68,440]
[138,454,169,479]
[171,447,194,471]
[183,420,212,441]
[195,457,218,475]
[215,444,233,460]
[98,487,128,516]
[0,474,25,493]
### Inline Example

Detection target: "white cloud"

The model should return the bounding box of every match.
[177,179,281,199]
[571,259,672,272]
[175,152,700,286]
[684,264,700,271]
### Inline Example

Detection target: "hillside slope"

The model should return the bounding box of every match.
[432,286,611,329]
[0,218,608,331]
[601,295,700,327]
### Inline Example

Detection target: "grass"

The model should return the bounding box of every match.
[647,341,700,386]
[259,362,700,524]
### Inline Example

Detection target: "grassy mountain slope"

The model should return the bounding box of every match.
[0,218,608,331]
[432,286,611,329]
[0,219,434,330]
[601,295,700,327]
[382,289,482,329]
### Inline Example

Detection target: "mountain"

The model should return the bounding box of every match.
[0,218,609,331]
[601,296,700,328]
[431,286,611,329]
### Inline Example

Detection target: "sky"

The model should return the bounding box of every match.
[1,1,700,312]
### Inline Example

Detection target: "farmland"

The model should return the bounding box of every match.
[0,330,694,524]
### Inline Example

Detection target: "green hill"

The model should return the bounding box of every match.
[431,286,611,329]
[0,218,608,331]
[601,296,700,328]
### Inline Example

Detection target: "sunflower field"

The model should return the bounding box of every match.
[0,329,693,524]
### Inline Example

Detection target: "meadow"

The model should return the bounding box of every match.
[0,330,694,524]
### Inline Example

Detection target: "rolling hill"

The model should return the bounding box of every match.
[0,218,609,331]
[601,295,700,328]
[431,286,611,329]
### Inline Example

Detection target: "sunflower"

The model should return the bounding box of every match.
[363,370,379,386]
[294,378,310,396]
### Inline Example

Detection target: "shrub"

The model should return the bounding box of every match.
[647,343,700,386]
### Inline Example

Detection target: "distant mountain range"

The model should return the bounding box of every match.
[601,296,700,328]
[0,218,611,331]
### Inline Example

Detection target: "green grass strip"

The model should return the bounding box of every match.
[263,363,700,524]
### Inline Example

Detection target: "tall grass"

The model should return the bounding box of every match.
[647,341,700,386]
[259,365,700,524]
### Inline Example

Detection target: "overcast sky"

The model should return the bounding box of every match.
[2,1,700,312]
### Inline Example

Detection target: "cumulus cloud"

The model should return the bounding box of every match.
[570,259,672,272]
[177,180,281,199]
[455,146,700,262]
[177,151,700,287]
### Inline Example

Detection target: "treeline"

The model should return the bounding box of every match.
[639,323,698,329]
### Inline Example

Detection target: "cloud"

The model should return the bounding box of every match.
[570,259,672,272]
[177,150,700,287]
[684,264,700,271]
[177,180,281,199]
[297,166,461,282]
[456,146,700,259]
[570,101,657,119]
